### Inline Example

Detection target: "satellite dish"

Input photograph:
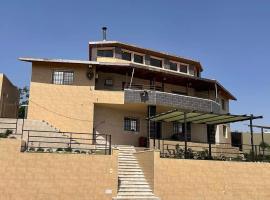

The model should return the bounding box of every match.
[86,69,94,80]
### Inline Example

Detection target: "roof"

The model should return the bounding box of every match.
[19,57,236,100]
[147,109,263,125]
[89,40,203,72]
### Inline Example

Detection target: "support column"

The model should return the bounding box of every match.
[249,115,255,161]
[261,127,265,157]
[184,112,188,158]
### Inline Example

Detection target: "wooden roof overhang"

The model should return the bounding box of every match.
[95,62,237,100]
[146,109,263,125]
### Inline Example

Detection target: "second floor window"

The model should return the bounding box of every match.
[52,71,74,85]
[150,57,162,68]
[169,62,178,71]
[97,49,113,57]
[122,51,132,61]
[134,54,144,64]
[124,117,140,132]
[180,64,188,73]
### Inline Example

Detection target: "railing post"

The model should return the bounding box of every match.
[249,115,255,161]
[15,118,18,135]
[26,130,29,150]
[184,112,188,158]
[109,135,112,155]
[69,132,72,149]
[105,134,108,155]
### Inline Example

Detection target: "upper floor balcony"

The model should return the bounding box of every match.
[95,82,221,114]
[123,85,221,114]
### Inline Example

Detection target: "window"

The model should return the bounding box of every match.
[134,54,144,64]
[180,64,188,73]
[150,57,162,68]
[52,71,74,85]
[189,66,195,75]
[221,99,226,110]
[124,117,139,132]
[173,122,183,134]
[104,79,113,86]
[122,51,132,61]
[223,125,227,138]
[169,62,178,71]
[97,49,113,57]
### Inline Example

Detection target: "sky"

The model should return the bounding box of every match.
[0,0,269,132]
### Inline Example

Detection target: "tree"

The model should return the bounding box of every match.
[18,86,29,118]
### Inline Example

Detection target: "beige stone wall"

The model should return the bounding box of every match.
[0,74,19,118]
[134,150,154,190]
[135,150,270,200]
[0,139,118,200]
[154,153,270,200]
[28,63,124,133]
[93,104,148,146]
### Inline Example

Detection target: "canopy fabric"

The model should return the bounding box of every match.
[147,109,263,125]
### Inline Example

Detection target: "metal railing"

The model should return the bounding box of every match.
[159,139,270,162]
[0,118,25,138]
[23,130,112,155]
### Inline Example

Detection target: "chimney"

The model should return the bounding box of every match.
[102,27,107,41]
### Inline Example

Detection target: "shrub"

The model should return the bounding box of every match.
[64,147,72,152]
[74,150,80,153]
[56,148,63,152]
[29,147,35,152]
[0,129,13,138]
[37,148,44,152]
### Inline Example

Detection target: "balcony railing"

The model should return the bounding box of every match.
[124,86,221,114]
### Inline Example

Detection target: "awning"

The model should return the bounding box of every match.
[147,109,263,125]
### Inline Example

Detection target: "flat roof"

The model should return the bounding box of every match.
[89,40,203,72]
[147,109,263,125]
[19,57,236,100]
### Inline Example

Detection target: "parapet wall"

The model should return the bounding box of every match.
[137,150,270,200]
[0,139,118,200]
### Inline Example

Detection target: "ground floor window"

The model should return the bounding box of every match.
[172,122,191,141]
[124,117,140,132]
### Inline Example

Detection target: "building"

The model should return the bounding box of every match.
[20,38,238,147]
[0,73,19,118]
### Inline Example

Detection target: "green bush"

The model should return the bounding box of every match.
[36,148,44,152]
[64,147,72,152]
[56,148,63,152]
[0,129,13,138]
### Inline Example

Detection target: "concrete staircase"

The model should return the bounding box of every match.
[114,145,159,200]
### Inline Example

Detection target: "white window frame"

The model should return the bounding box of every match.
[179,63,189,75]
[149,56,163,68]
[133,52,145,65]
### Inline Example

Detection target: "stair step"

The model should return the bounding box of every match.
[118,168,142,172]
[113,197,159,200]
[120,181,149,185]
[119,188,152,192]
[117,192,155,196]
[120,185,150,188]
[119,178,147,181]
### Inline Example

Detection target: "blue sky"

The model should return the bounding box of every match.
[0,0,269,131]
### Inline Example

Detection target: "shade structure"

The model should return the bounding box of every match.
[147,109,263,125]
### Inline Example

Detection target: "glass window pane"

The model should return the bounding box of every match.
[122,51,132,61]
[53,71,64,84]
[97,50,113,57]
[169,62,177,71]
[150,57,162,68]
[134,54,144,64]
[189,66,195,75]
[180,64,188,73]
